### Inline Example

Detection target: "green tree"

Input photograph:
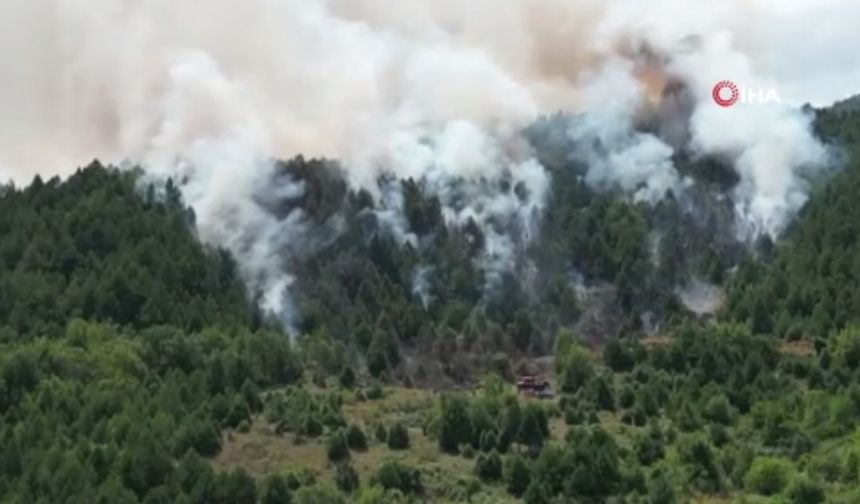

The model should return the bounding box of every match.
[302,415,324,438]
[833,326,860,369]
[374,423,387,443]
[648,469,676,504]
[293,484,346,504]
[120,442,174,498]
[503,454,531,497]
[787,475,825,504]
[556,336,593,393]
[745,457,793,496]
[345,424,367,451]
[703,393,736,425]
[371,461,422,495]
[439,395,473,453]
[585,374,616,411]
[334,463,359,493]
[338,367,356,389]
[474,451,502,481]
[518,403,549,449]
[174,417,222,457]
[367,330,399,378]
[260,473,292,504]
[326,430,350,463]
[387,422,410,450]
[603,338,643,372]
[213,468,257,504]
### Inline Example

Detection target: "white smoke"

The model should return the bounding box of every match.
[677,278,726,316]
[657,30,830,236]
[396,122,549,291]
[411,265,434,309]
[567,59,687,204]
[1,0,858,324]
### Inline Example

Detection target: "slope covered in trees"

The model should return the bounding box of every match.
[276,144,743,387]
[1,103,860,502]
[0,162,254,338]
[0,165,301,502]
[726,106,860,339]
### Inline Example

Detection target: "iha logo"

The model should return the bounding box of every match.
[712,81,739,107]
[712,80,781,107]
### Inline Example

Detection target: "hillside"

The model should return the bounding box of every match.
[830,94,860,114]
[727,105,860,338]
[0,107,859,503]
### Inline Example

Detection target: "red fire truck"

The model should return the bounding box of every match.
[516,375,553,398]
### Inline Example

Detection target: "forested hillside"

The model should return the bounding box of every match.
[727,106,860,339]
[1,105,860,503]
[0,163,254,337]
[280,143,741,388]
[0,165,301,502]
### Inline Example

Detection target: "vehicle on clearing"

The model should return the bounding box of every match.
[516,374,553,398]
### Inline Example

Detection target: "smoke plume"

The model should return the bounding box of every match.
[1,0,858,324]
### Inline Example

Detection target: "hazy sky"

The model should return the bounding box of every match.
[0,0,857,181]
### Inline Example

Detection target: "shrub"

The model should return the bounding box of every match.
[371,461,423,495]
[490,353,514,381]
[438,395,474,454]
[366,383,384,400]
[522,480,551,504]
[374,423,387,443]
[518,403,549,448]
[173,417,222,457]
[556,332,593,393]
[648,469,676,504]
[703,394,735,425]
[474,451,502,482]
[302,415,324,438]
[745,456,793,495]
[387,422,410,450]
[461,444,475,459]
[708,424,730,447]
[260,473,291,504]
[603,338,641,372]
[334,463,359,493]
[353,486,386,504]
[833,326,860,370]
[585,374,615,412]
[338,367,356,389]
[503,454,531,497]
[479,430,497,452]
[564,406,583,426]
[346,424,367,451]
[224,397,252,429]
[326,430,350,462]
[634,434,664,466]
[787,475,825,504]
[213,468,257,504]
[618,385,635,409]
[285,469,314,490]
[293,484,346,504]
[240,380,263,412]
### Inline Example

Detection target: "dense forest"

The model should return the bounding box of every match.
[0,102,859,503]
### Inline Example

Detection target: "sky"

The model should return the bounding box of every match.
[0,0,858,181]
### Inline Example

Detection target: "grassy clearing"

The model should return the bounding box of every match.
[212,386,519,502]
[779,339,815,357]
[343,386,437,428]
[212,420,329,478]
